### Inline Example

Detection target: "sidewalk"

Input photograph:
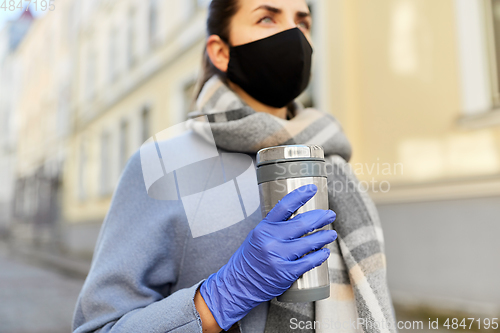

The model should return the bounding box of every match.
[0,242,86,333]
[0,238,92,279]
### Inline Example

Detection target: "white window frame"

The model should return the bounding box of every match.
[455,0,500,128]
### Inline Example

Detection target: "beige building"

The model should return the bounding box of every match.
[9,3,75,248]
[0,10,34,237]
[323,0,500,315]
[62,0,314,253]
[63,0,214,255]
[5,0,499,317]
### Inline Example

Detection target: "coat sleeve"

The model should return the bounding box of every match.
[72,149,204,332]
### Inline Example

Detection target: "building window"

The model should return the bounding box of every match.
[78,140,87,201]
[109,27,118,82]
[86,49,96,101]
[100,131,111,196]
[127,9,137,68]
[119,120,129,170]
[149,0,159,49]
[141,107,151,143]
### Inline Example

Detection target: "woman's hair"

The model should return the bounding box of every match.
[193,0,241,102]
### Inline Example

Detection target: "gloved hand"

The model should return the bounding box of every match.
[199,183,337,331]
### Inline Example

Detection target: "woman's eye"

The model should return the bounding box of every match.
[298,21,310,30]
[259,16,274,24]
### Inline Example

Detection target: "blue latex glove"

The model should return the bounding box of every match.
[199,183,337,331]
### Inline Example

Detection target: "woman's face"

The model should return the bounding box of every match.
[229,0,313,47]
[206,0,313,80]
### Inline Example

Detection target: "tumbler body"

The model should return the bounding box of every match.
[256,144,331,303]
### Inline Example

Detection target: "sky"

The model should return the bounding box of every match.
[0,10,20,30]
[0,7,47,30]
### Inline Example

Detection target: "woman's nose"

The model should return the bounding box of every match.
[282,21,313,46]
[283,20,298,31]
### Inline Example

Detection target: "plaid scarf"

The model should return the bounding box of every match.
[186,75,398,333]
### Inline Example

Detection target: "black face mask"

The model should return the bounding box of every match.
[225,27,313,109]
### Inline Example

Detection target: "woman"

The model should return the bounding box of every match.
[72,0,397,332]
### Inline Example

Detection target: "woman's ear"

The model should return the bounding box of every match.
[206,35,230,73]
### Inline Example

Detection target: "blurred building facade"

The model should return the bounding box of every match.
[8,2,75,251]
[60,0,315,256]
[333,0,500,316]
[0,0,499,318]
[62,0,210,257]
[0,10,34,238]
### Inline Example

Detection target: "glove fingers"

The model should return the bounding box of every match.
[282,230,337,260]
[265,184,318,222]
[282,209,336,239]
[292,248,331,278]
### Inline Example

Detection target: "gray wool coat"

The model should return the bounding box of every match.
[72,130,364,333]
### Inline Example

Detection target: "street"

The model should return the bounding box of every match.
[0,244,85,333]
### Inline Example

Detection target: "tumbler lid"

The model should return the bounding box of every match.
[256,144,325,167]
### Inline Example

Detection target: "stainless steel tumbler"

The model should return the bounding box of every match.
[256,144,331,303]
